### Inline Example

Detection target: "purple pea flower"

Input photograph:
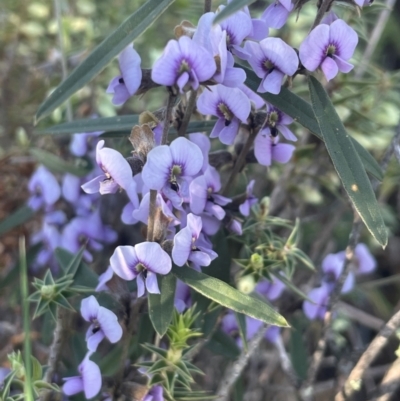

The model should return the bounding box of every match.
[63,353,102,399]
[193,14,246,88]
[254,133,295,166]
[110,242,172,297]
[31,222,61,270]
[197,84,250,145]
[261,0,293,29]
[172,213,217,267]
[143,385,164,401]
[82,140,138,208]
[152,36,216,93]
[322,252,355,293]
[189,166,231,219]
[303,284,330,320]
[239,180,258,217]
[353,243,376,274]
[69,130,102,157]
[28,165,61,211]
[141,137,203,205]
[81,295,123,352]
[255,277,286,301]
[106,45,142,105]
[174,280,191,312]
[261,104,297,141]
[96,266,114,292]
[299,19,358,81]
[245,38,298,94]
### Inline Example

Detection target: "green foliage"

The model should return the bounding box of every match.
[242,65,384,181]
[171,265,289,327]
[0,206,35,237]
[308,76,388,247]
[213,0,257,24]
[35,0,176,121]
[148,273,177,336]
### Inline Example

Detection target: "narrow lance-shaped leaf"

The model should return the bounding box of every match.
[148,273,177,336]
[0,205,35,237]
[30,148,91,177]
[213,0,257,24]
[35,0,176,121]
[308,76,387,247]
[241,65,384,181]
[171,266,288,327]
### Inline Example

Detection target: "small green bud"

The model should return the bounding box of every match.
[259,197,270,218]
[250,253,264,270]
[237,275,256,294]
[40,284,56,300]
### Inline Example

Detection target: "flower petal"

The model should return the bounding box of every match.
[142,145,173,190]
[329,19,358,60]
[97,306,123,343]
[170,137,203,177]
[145,271,161,294]
[272,143,295,163]
[135,242,172,274]
[81,296,99,322]
[110,246,139,280]
[321,56,339,81]
[119,45,142,95]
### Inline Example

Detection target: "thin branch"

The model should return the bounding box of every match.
[204,0,212,13]
[335,309,400,401]
[222,128,257,196]
[216,323,269,400]
[375,358,400,401]
[300,213,363,400]
[355,0,397,79]
[311,0,334,30]
[177,89,198,137]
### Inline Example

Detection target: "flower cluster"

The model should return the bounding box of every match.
[303,244,376,320]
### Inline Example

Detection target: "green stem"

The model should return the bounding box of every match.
[20,237,33,401]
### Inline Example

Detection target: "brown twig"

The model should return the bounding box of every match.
[216,323,269,400]
[204,0,212,13]
[335,309,400,401]
[222,128,257,196]
[177,89,198,137]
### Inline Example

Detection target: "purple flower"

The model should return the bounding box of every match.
[261,104,297,141]
[226,218,243,235]
[197,84,250,145]
[299,19,358,81]
[261,0,293,29]
[321,11,338,25]
[69,130,102,157]
[106,45,142,105]
[172,213,217,267]
[174,280,191,312]
[303,284,330,320]
[81,140,138,208]
[61,210,117,262]
[143,385,164,401]
[81,295,123,351]
[189,166,231,219]
[31,222,61,270]
[63,353,102,399]
[110,242,172,297]
[141,137,203,205]
[322,252,355,293]
[354,243,376,274]
[245,38,298,94]
[28,166,61,211]
[152,36,216,93]
[255,277,285,301]
[254,134,295,166]
[96,266,114,292]
[193,14,246,87]
[239,180,258,217]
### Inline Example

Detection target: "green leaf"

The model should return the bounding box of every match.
[0,205,35,237]
[234,312,247,351]
[206,329,240,359]
[31,356,43,381]
[148,273,177,336]
[171,266,288,327]
[35,0,176,121]
[55,246,85,277]
[213,0,256,24]
[308,76,387,247]
[242,65,384,181]
[29,148,91,177]
[36,115,139,135]
[36,116,217,138]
